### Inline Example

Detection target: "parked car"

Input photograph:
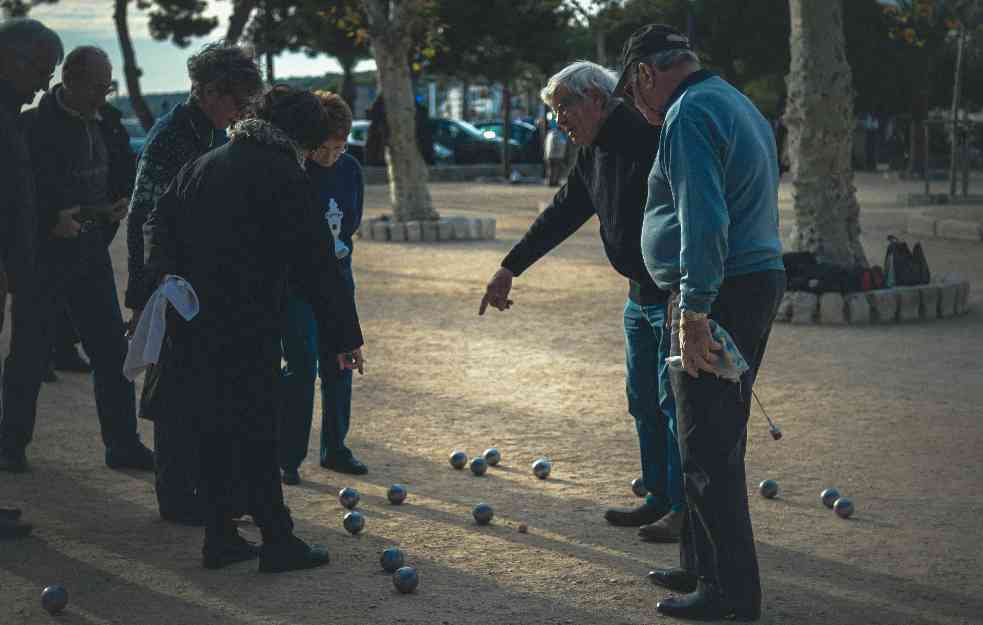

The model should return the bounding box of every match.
[348,119,369,164]
[121,117,147,157]
[429,118,501,164]
[474,119,542,163]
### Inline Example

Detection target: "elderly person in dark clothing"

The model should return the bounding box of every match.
[0,45,152,474]
[126,43,263,526]
[0,16,63,535]
[480,61,684,543]
[618,25,785,621]
[138,85,364,572]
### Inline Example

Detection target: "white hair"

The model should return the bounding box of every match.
[540,60,618,106]
[647,48,700,71]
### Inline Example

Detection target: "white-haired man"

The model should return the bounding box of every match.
[619,24,785,621]
[479,61,684,542]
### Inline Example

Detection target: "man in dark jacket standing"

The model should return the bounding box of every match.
[125,43,263,525]
[0,45,153,473]
[479,61,685,542]
[0,16,63,532]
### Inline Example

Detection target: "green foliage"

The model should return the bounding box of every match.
[148,0,219,47]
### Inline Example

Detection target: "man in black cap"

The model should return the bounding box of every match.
[617,24,786,621]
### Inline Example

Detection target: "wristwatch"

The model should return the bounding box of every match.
[681,310,708,321]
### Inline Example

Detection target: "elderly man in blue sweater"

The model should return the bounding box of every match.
[617,25,786,621]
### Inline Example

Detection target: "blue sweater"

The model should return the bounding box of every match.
[305,152,364,269]
[641,71,784,314]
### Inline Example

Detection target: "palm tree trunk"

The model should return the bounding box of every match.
[785,0,867,267]
[114,0,155,132]
[339,57,357,110]
[501,83,512,179]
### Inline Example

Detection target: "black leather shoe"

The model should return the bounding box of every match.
[0,507,22,521]
[259,535,330,573]
[105,442,154,471]
[0,519,33,540]
[53,347,92,373]
[604,501,667,527]
[657,585,756,621]
[647,568,698,593]
[282,468,301,486]
[0,449,28,473]
[202,532,260,569]
[320,456,368,475]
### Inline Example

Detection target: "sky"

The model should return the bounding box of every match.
[30,0,376,95]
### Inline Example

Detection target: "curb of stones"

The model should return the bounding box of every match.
[908,211,983,242]
[357,216,496,242]
[775,280,971,326]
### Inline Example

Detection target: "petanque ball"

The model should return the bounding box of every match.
[473,503,494,525]
[380,547,405,573]
[449,450,468,469]
[631,478,648,498]
[833,497,854,519]
[393,566,419,593]
[483,447,502,466]
[469,456,488,476]
[343,510,365,534]
[338,487,360,510]
[387,484,407,505]
[41,585,68,614]
[758,479,779,499]
[532,458,551,479]
[821,488,840,509]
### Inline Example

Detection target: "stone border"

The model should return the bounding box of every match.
[357,216,496,242]
[908,212,983,242]
[775,280,971,325]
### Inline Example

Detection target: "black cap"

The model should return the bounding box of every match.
[613,24,691,97]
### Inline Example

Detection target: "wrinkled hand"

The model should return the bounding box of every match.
[52,206,82,238]
[107,198,129,223]
[678,313,723,378]
[478,267,515,315]
[125,308,142,339]
[338,347,365,375]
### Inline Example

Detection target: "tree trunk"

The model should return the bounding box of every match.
[785,0,866,267]
[949,24,966,197]
[339,56,357,110]
[593,25,607,65]
[502,83,512,179]
[225,0,256,45]
[114,0,155,132]
[265,51,275,83]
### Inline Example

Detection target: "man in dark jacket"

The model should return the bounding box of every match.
[0,16,63,532]
[138,86,364,572]
[479,61,685,542]
[125,43,263,525]
[0,45,153,474]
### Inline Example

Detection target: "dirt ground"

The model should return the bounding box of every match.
[1,172,982,625]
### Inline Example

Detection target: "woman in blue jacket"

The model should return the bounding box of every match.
[279,91,366,485]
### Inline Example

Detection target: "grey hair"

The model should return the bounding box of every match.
[645,48,700,72]
[0,17,63,64]
[540,60,618,106]
[63,45,110,78]
[187,42,263,101]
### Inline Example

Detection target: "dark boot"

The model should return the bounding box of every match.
[202,525,260,569]
[259,535,330,573]
[647,567,698,593]
[656,582,757,621]
[638,509,685,542]
[106,441,154,471]
[603,500,667,527]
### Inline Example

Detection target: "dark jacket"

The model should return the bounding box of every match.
[0,81,38,290]
[126,99,224,309]
[501,101,667,304]
[19,86,135,248]
[138,134,363,438]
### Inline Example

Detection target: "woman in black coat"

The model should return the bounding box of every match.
[140,86,364,572]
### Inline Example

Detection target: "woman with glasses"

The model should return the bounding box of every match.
[278,90,366,486]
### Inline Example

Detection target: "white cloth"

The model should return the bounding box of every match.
[123,275,199,381]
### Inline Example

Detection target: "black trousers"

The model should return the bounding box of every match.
[153,418,201,518]
[199,432,292,543]
[0,235,138,452]
[669,270,786,617]
[53,305,80,356]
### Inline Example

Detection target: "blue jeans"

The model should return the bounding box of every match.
[278,267,355,471]
[624,298,684,512]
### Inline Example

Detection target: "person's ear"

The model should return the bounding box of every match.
[637,62,654,87]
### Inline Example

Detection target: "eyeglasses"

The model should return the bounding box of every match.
[550,94,581,119]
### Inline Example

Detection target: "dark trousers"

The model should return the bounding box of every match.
[53,305,80,356]
[0,233,139,453]
[153,418,201,518]
[200,432,293,543]
[669,270,786,617]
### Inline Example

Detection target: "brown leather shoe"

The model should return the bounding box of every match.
[638,509,684,543]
